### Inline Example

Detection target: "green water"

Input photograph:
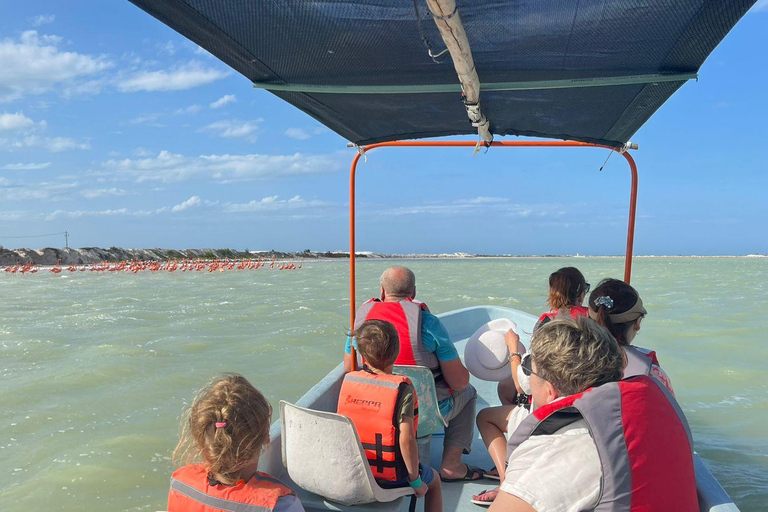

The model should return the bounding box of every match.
[1,258,766,511]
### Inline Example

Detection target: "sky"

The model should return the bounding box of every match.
[0,2,766,256]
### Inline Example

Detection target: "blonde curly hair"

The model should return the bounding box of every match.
[173,373,271,484]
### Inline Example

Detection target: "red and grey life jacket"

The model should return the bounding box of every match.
[507,375,698,512]
[168,465,295,512]
[337,370,419,482]
[535,305,589,330]
[355,298,451,401]
[622,345,659,378]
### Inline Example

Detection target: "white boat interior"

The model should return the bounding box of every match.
[259,305,739,512]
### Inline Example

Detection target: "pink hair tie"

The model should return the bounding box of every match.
[215,422,227,429]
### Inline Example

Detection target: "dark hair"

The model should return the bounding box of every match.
[548,267,587,310]
[588,278,641,345]
[355,320,400,370]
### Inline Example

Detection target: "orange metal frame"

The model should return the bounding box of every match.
[347,140,639,365]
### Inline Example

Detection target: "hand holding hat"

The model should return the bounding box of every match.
[464,318,525,382]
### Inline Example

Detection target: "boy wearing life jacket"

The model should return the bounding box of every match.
[338,319,443,512]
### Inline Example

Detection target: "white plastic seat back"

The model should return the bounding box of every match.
[393,365,448,437]
[280,401,413,506]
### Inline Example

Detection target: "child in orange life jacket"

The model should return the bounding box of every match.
[168,373,304,512]
[337,319,443,512]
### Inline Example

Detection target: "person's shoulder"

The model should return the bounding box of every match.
[275,494,305,512]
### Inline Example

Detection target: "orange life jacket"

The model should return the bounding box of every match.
[536,305,589,329]
[168,464,295,512]
[337,370,419,482]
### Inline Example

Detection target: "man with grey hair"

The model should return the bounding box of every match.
[485,317,697,512]
[345,266,483,482]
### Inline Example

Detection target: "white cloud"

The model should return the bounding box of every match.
[102,150,343,184]
[80,187,127,199]
[31,15,56,27]
[158,41,176,56]
[0,112,35,131]
[175,104,201,115]
[210,94,236,108]
[457,197,509,205]
[1,162,51,170]
[0,31,112,102]
[117,61,228,92]
[223,195,333,213]
[200,119,261,141]
[0,135,90,152]
[284,128,311,140]
[127,104,201,125]
[45,208,131,220]
[0,179,78,201]
[378,197,561,218]
[171,195,202,212]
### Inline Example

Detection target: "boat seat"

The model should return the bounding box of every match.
[280,401,414,506]
[392,365,449,466]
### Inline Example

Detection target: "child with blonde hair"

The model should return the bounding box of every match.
[169,373,304,512]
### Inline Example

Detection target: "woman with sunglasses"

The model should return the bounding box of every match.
[497,267,590,407]
[588,278,674,394]
[475,268,591,499]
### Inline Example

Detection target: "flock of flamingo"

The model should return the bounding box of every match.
[2,257,303,275]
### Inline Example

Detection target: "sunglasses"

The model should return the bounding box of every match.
[521,354,543,379]
[582,282,591,295]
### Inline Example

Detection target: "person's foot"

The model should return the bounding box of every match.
[470,488,500,506]
[440,463,485,482]
[485,467,501,480]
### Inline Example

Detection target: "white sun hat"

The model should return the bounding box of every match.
[464,318,519,382]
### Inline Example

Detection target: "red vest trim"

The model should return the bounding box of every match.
[537,305,589,326]
[337,370,419,482]
[168,465,294,512]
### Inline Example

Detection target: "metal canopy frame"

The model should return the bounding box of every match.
[253,73,697,95]
[347,140,639,363]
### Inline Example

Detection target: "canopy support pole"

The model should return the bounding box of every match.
[424,0,492,143]
[348,140,638,370]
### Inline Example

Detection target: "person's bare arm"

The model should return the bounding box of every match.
[343,352,353,373]
[488,490,537,512]
[439,358,470,392]
[505,329,526,394]
[399,417,427,497]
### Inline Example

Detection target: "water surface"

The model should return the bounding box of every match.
[1,257,765,511]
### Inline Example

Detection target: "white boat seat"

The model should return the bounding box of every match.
[280,401,414,506]
[392,365,448,437]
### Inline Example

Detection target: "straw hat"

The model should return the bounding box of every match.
[464,318,518,382]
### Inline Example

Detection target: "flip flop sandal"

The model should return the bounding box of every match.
[441,463,485,483]
[470,489,499,506]
[485,462,507,480]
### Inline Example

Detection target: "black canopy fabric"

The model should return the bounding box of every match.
[128,0,755,147]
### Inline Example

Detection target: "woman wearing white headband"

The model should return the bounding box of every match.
[588,278,674,394]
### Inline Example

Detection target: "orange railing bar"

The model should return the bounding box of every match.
[348,140,639,369]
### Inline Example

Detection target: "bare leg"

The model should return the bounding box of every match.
[476,405,514,484]
[497,378,518,406]
[424,469,443,512]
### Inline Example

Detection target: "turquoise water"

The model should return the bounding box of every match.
[1,257,766,511]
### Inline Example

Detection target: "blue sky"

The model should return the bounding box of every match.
[0,2,766,256]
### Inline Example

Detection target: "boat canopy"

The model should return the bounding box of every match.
[129,0,755,147]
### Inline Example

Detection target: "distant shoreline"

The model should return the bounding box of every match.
[0,246,765,267]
